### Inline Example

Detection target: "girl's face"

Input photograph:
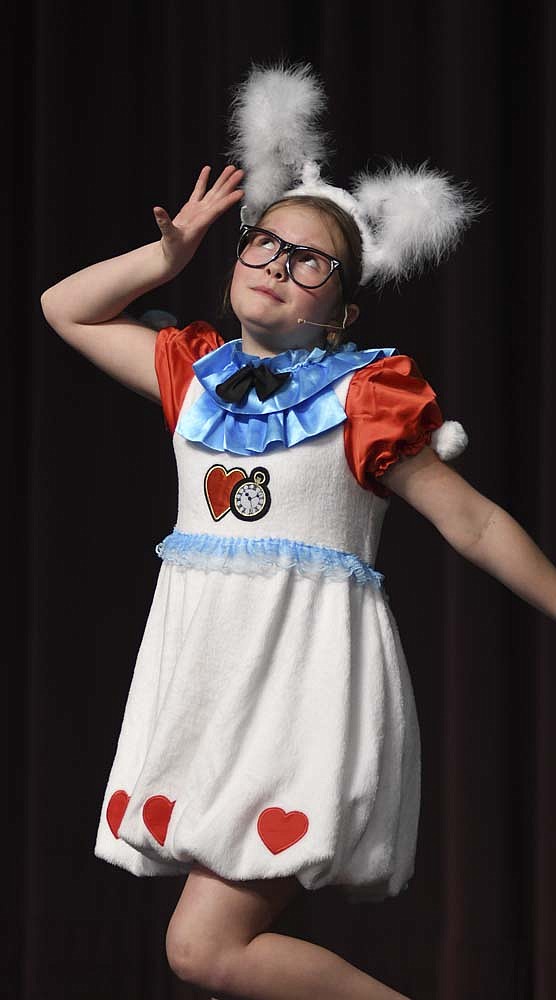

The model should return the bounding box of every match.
[229,204,351,358]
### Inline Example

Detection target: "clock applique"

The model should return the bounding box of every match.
[204,464,272,521]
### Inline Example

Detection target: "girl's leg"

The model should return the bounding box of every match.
[165,862,412,1000]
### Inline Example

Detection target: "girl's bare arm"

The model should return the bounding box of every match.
[40,165,244,403]
[379,446,556,621]
[41,241,173,402]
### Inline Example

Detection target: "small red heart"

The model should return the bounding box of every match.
[106,789,130,839]
[142,795,176,846]
[257,807,309,854]
[204,465,246,519]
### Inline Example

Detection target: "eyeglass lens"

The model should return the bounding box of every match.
[238,230,334,288]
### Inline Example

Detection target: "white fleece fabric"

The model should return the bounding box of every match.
[94,368,430,903]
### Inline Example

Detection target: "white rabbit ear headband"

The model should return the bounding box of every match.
[226,61,487,291]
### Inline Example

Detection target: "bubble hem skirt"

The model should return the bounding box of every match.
[93,555,420,903]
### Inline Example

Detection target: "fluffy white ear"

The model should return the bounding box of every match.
[430,420,469,461]
[226,61,331,222]
[351,159,486,288]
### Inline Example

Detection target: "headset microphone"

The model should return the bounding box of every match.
[297,318,345,329]
[297,305,348,330]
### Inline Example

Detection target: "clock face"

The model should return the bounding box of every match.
[233,481,267,518]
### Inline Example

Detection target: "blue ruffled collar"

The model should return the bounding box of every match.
[176,336,398,455]
[227,338,352,373]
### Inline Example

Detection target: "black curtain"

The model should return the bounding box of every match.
[7,2,555,998]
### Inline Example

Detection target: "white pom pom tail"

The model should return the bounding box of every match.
[430,420,469,461]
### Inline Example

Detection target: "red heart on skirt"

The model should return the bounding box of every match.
[106,789,130,839]
[142,794,176,846]
[257,807,309,854]
[204,465,246,519]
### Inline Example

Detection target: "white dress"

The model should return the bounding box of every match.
[93,324,465,903]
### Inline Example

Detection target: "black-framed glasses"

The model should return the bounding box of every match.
[236,224,345,292]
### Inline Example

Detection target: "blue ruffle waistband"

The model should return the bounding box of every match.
[155,530,385,589]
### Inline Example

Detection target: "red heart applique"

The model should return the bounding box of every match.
[204,465,246,519]
[257,807,309,854]
[106,789,130,839]
[142,795,176,846]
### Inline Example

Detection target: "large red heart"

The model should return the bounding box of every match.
[142,794,176,846]
[204,465,246,519]
[106,789,130,839]
[257,807,309,854]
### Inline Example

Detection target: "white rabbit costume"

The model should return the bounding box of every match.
[94,61,480,902]
[93,322,468,902]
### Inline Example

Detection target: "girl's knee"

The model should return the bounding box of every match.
[165,864,302,989]
[165,879,234,991]
[165,928,229,993]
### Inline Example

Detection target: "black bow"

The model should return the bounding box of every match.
[215,363,292,404]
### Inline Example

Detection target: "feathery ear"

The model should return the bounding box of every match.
[226,60,332,222]
[351,158,488,289]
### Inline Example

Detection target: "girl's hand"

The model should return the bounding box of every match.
[153,165,244,275]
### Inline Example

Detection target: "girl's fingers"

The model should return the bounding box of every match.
[190,165,211,201]
[214,183,246,210]
[156,176,244,238]
[153,206,178,233]
[203,170,244,209]
[209,164,243,195]
[202,187,245,224]
[187,165,242,213]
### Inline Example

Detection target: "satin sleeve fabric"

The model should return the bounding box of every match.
[154,321,226,434]
[344,354,444,498]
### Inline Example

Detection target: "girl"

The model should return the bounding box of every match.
[41,160,556,1000]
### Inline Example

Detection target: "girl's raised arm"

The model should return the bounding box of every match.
[380,445,556,622]
[40,165,244,402]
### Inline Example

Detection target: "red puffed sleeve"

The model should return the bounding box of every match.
[344,354,444,498]
[154,320,225,434]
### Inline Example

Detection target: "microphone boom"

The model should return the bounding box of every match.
[297,318,345,329]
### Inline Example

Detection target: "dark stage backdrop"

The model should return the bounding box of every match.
[6,2,556,998]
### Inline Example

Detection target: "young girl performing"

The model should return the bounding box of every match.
[41,63,556,1000]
